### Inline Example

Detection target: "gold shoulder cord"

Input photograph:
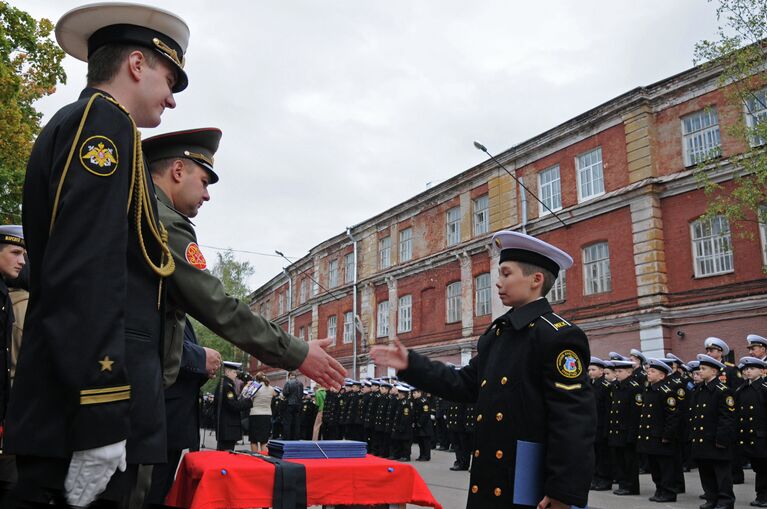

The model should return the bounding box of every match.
[50,93,175,308]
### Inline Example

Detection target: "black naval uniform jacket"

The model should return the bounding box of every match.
[7,88,168,464]
[0,277,13,427]
[590,375,612,443]
[399,298,595,509]
[391,398,414,440]
[414,396,435,438]
[607,378,642,447]
[689,378,736,460]
[735,378,767,458]
[215,376,251,442]
[635,380,680,456]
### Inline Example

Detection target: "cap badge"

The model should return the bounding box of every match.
[185,242,207,270]
[80,136,118,176]
[556,349,582,379]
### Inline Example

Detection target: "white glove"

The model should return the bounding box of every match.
[65,440,127,507]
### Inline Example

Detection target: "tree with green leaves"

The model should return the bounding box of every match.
[694,0,767,238]
[0,2,66,223]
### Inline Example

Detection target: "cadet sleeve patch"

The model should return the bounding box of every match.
[227,391,234,399]
[185,242,207,270]
[667,397,676,407]
[555,349,582,379]
[677,388,686,399]
[423,405,429,412]
[79,135,119,176]
[726,395,735,409]
[635,393,643,405]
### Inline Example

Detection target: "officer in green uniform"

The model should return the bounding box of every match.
[6,4,188,506]
[371,230,595,509]
[142,128,345,390]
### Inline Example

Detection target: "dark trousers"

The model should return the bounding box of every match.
[672,443,686,492]
[145,449,183,506]
[217,440,237,451]
[647,454,676,497]
[283,404,302,440]
[611,445,639,493]
[732,446,745,484]
[593,439,611,486]
[374,431,390,458]
[391,438,411,459]
[749,457,767,501]
[435,418,448,448]
[698,459,734,507]
[416,436,432,460]
[449,430,471,468]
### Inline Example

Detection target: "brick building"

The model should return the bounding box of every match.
[248,61,767,383]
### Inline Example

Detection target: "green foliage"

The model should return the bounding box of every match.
[0,2,66,223]
[693,0,767,233]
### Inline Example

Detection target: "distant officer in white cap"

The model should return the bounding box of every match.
[371,230,595,509]
[747,334,767,362]
[734,356,767,507]
[5,3,191,506]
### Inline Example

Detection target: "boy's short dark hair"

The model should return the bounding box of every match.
[516,261,556,296]
[87,44,159,86]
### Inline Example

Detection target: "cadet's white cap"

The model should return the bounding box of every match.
[704,337,730,356]
[492,230,572,275]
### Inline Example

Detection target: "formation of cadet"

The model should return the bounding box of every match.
[588,333,767,509]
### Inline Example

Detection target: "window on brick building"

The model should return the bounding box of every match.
[312,277,319,296]
[539,165,562,215]
[446,281,462,323]
[278,292,284,315]
[377,301,389,337]
[691,215,733,277]
[473,195,489,235]
[398,295,412,333]
[298,326,305,340]
[259,303,265,316]
[474,273,491,316]
[447,207,461,246]
[399,228,413,262]
[576,147,604,202]
[328,259,339,288]
[344,253,354,283]
[682,108,721,166]
[745,88,767,147]
[343,312,354,343]
[546,270,566,303]
[760,205,767,266]
[583,242,611,295]
[327,315,337,346]
[299,278,307,303]
[265,300,271,319]
[379,236,392,269]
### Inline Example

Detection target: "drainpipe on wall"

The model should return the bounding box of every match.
[346,227,358,378]
[283,268,293,336]
[518,166,528,234]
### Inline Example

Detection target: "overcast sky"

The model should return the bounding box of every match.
[24,0,721,289]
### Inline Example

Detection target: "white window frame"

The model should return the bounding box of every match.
[576,147,605,202]
[298,326,305,340]
[328,259,339,288]
[446,281,462,323]
[745,88,767,147]
[446,206,461,246]
[397,295,412,333]
[760,205,767,266]
[379,236,392,269]
[312,278,319,296]
[546,270,567,303]
[474,273,491,316]
[344,253,354,283]
[691,215,734,278]
[473,195,489,235]
[583,242,611,295]
[299,278,307,303]
[682,108,721,166]
[343,312,354,344]
[399,227,413,263]
[538,165,562,215]
[327,315,337,346]
[278,292,284,315]
[376,301,389,338]
[265,299,271,319]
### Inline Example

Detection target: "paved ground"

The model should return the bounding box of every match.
[198,430,762,509]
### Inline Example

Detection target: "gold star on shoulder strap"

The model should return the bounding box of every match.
[99,355,115,372]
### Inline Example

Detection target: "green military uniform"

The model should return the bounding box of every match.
[141,128,309,387]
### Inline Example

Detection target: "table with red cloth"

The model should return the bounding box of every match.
[165,451,443,509]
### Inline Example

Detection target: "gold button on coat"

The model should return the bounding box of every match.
[481,379,487,387]
[477,414,483,422]
[501,377,508,385]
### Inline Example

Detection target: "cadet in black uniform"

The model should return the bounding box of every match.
[214,362,253,451]
[664,353,689,493]
[372,230,595,509]
[588,356,613,491]
[6,4,189,507]
[373,382,391,456]
[412,388,435,461]
[322,387,340,440]
[363,381,380,447]
[691,354,737,509]
[385,385,400,458]
[734,356,767,507]
[607,359,642,495]
[390,386,414,461]
[747,335,767,362]
[630,349,648,386]
[636,358,681,503]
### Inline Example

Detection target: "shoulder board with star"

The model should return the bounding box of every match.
[539,312,572,332]
[96,93,131,116]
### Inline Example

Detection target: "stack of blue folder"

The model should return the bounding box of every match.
[267,440,367,459]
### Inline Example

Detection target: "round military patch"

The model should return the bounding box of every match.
[79,136,119,176]
[185,242,207,270]
[667,397,676,407]
[677,388,686,398]
[635,393,643,404]
[726,395,735,407]
[556,350,582,379]
[423,405,429,412]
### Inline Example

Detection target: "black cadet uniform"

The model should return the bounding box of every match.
[445,400,468,469]
[390,394,414,461]
[735,375,767,505]
[590,371,613,490]
[607,374,642,495]
[399,298,595,509]
[413,394,435,460]
[214,372,252,451]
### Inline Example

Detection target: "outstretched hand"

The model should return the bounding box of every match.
[537,496,569,509]
[369,339,409,371]
[299,338,347,389]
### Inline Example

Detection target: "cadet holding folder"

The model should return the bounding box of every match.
[372,230,595,509]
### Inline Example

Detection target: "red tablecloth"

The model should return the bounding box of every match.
[165,451,443,509]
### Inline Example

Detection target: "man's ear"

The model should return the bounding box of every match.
[127,50,147,83]
[170,159,186,183]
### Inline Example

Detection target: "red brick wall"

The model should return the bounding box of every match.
[471,252,493,333]
[317,295,353,352]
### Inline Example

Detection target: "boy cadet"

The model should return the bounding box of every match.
[636,358,681,503]
[412,387,435,461]
[142,128,345,390]
[734,356,767,507]
[691,354,737,509]
[214,362,252,451]
[5,4,189,506]
[607,359,642,496]
[371,230,595,509]
[747,334,767,362]
[704,337,743,390]
[588,357,612,491]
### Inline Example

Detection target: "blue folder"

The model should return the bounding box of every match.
[513,440,587,509]
[267,440,367,459]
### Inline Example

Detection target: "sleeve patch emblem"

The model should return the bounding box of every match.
[635,393,643,404]
[185,242,207,270]
[677,388,686,398]
[80,136,119,176]
[667,397,676,407]
[726,395,735,408]
[227,391,234,399]
[556,349,582,379]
